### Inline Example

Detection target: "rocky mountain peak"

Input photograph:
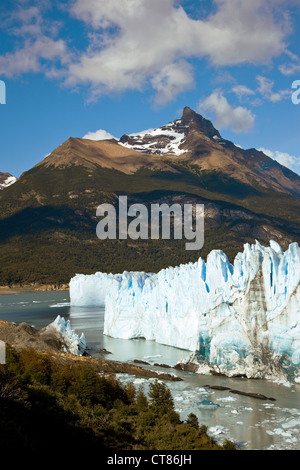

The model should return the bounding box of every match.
[181,106,198,122]
[181,106,221,139]
[0,172,17,190]
[118,107,222,156]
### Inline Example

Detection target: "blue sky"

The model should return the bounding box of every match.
[0,0,300,177]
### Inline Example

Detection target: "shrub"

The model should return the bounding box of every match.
[222,439,236,450]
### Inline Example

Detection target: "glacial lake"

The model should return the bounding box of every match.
[1,290,300,451]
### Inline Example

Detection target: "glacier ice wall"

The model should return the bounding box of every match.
[70,272,124,307]
[70,241,300,380]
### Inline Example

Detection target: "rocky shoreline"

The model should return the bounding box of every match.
[0,319,278,399]
[0,284,69,294]
[0,319,182,382]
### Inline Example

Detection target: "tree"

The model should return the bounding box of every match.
[136,385,148,412]
[222,439,236,450]
[124,383,136,405]
[186,412,199,430]
[148,380,174,414]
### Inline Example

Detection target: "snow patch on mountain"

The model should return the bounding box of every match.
[0,175,17,189]
[119,119,187,156]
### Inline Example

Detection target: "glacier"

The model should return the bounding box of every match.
[43,315,86,356]
[69,240,300,381]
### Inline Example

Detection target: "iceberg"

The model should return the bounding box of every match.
[43,315,86,356]
[70,241,300,380]
[197,398,220,410]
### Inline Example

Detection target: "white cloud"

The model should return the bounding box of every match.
[231,75,292,106]
[150,61,195,105]
[256,75,291,102]
[0,37,68,77]
[198,90,255,133]
[232,85,255,99]
[0,3,69,78]
[82,129,116,141]
[259,147,300,174]
[280,62,300,76]
[0,0,292,103]
[279,50,300,76]
[66,0,289,102]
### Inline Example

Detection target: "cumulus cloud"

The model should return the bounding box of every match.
[82,129,117,141]
[66,0,289,102]
[232,85,255,99]
[0,2,69,78]
[150,61,195,105]
[198,90,255,133]
[279,50,300,76]
[259,147,300,174]
[0,37,68,77]
[0,0,292,103]
[256,75,291,103]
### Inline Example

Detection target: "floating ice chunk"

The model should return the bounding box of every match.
[50,302,70,308]
[266,428,293,437]
[209,425,226,436]
[216,396,237,402]
[281,418,300,430]
[197,398,220,410]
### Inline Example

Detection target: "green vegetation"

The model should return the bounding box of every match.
[0,346,235,451]
[0,162,299,286]
[0,228,249,285]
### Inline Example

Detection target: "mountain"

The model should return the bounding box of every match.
[33,106,300,196]
[35,136,178,174]
[0,107,300,286]
[120,107,300,197]
[0,172,17,190]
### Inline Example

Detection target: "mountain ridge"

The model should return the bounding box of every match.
[33,106,300,197]
[0,107,299,285]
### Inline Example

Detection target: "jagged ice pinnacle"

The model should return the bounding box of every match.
[70,240,300,381]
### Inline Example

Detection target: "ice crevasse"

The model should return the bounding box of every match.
[69,241,300,380]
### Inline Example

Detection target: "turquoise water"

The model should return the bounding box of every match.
[1,290,300,450]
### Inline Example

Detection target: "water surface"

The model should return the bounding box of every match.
[1,290,300,450]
